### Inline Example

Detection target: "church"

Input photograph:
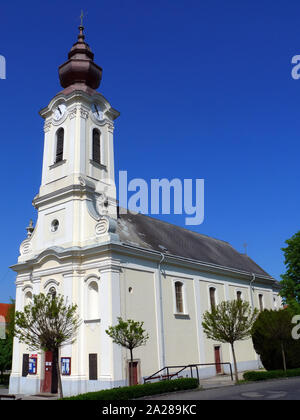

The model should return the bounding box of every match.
[9,24,281,397]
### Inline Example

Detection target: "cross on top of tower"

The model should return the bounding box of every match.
[80,10,84,27]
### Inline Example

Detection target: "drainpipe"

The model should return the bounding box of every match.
[250,272,262,367]
[158,253,166,368]
[250,273,255,308]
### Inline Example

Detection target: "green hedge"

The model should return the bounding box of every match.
[62,378,199,400]
[0,374,10,386]
[243,368,300,382]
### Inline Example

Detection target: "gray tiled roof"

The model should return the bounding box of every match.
[117,211,272,278]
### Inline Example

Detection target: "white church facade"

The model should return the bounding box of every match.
[9,25,281,397]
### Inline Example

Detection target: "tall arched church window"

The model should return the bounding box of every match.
[258,294,264,311]
[175,281,184,313]
[92,129,101,164]
[88,281,99,320]
[209,287,216,310]
[237,291,242,301]
[55,128,64,163]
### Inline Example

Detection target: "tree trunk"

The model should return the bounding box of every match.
[281,342,287,372]
[129,348,134,386]
[55,348,63,399]
[231,342,239,383]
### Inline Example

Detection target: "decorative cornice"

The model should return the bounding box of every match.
[33,183,96,209]
[98,259,121,274]
[22,285,33,292]
[39,90,120,122]
[44,279,60,289]
[11,240,277,290]
[63,271,75,278]
[84,274,100,283]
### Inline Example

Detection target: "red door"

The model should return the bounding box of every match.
[42,351,53,393]
[214,346,222,374]
[42,351,58,393]
[129,362,139,385]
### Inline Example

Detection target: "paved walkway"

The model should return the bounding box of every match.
[144,376,300,400]
[200,372,242,389]
[0,372,242,400]
[0,387,58,400]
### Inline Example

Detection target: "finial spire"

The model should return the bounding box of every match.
[78,10,86,41]
[80,9,84,27]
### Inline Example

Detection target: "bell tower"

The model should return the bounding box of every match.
[10,24,124,396]
[18,24,120,262]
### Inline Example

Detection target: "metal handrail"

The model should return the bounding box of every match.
[144,362,233,384]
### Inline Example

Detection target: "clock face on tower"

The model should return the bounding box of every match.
[53,104,67,121]
[91,103,104,121]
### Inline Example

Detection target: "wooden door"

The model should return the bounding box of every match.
[89,354,98,380]
[129,361,139,385]
[42,351,53,393]
[42,351,58,394]
[214,346,222,374]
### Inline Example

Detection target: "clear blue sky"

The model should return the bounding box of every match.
[0,0,299,302]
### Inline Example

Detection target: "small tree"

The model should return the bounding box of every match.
[280,231,300,311]
[14,293,81,398]
[106,317,149,386]
[202,299,258,382]
[251,308,298,372]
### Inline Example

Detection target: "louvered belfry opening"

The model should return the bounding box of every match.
[92,128,101,164]
[55,128,64,163]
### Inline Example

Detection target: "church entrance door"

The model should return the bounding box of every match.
[42,351,58,394]
[214,346,223,374]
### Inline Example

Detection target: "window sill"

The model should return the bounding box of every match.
[84,319,101,324]
[49,159,66,169]
[90,159,107,171]
[174,313,190,320]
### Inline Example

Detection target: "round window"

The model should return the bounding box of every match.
[51,219,59,232]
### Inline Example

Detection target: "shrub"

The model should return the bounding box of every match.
[243,368,300,382]
[62,378,199,400]
[251,309,300,371]
[0,373,10,386]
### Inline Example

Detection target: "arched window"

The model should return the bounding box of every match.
[258,294,264,311]
[92,129,101,164]
[55,128,64,163]
[175,281,184,313]
[237,291,242,301]
[24,291,33,306]
[88,281,99,319]
[209,287,216,310]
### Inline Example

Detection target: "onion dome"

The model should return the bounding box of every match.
[58,25,102,95]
